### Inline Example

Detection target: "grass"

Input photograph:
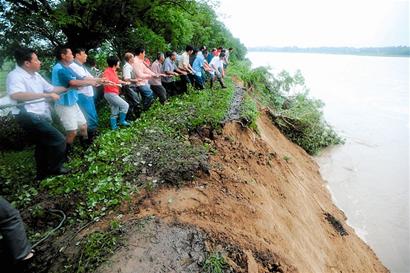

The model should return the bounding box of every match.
[0,65,261,272]
[202,252,227,273]
[0,62,13,97]
[0,76,236,222]
[63,220,124,273]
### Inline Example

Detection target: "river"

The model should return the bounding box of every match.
[248,51,410,273]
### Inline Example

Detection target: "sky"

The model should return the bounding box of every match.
[216,0,409,47]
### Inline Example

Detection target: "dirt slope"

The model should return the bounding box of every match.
[99,111,388,273]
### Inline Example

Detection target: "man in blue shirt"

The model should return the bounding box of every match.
[52,47,101,154]
[192,49,211,90]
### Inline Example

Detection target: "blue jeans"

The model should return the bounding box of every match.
[104,93,129,118]
[77,93,98,131]
[137,85,154,109]
[194,75,204,89]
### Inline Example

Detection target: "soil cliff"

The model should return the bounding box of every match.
[96,111,388,273]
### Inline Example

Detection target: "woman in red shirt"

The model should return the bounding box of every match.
[103,56,130,129]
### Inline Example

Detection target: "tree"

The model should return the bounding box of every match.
[0,0,246,64]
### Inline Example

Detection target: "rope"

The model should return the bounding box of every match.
[0,99,48,110]
[32,209,66,249]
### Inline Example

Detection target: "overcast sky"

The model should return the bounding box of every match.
[216,0,409,47]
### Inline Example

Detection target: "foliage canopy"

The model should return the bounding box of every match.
[0,0,246,64]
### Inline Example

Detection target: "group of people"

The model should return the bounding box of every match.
[1,44,233,266]
[6,44,233,180]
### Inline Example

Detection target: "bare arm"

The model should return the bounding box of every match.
[52,86,68,94]
[10,92,59,101]
[68,78,99,87]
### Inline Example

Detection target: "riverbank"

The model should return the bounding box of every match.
[94,112,388,272]
[0,64,388,272]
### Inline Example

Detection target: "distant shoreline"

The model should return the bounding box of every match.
[247,47,410,58]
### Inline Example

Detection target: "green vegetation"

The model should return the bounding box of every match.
[202,252,228,273]
[0,85,235,223]
[232,61,343,155]
[64,220,123,273]
[239,93,259,131]
[0,1,246,65]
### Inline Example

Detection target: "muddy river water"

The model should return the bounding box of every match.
[248,52,409,273]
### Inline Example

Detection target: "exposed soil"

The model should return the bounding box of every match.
[96,219,208,273]
[93,111,389,272]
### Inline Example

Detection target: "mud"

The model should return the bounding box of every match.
[223,85,246,123]
[96,219,208,273]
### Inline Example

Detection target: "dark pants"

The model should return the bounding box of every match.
[15,112,66,178]
[0,197,31,262]
[150,85,167,104]
[176,78,188,94]
[193,75,204,90]
[162,81,179,97]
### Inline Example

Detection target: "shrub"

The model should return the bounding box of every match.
[0,114,30,150]
[233,61,343,155]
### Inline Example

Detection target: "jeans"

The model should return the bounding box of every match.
[15,112,66,177]
[137,85,154,109]
[0,197,31,262]
[104,93,129,118]
[193,75,204,89]
[77,93,98,131]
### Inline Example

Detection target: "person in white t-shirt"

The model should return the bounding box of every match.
[209,53,227,89]
[69,48,99,144]
[6,47,68,179]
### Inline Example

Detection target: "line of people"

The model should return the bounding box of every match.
[6,44,233,180]
[2,44,232,268]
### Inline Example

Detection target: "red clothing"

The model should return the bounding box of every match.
[103,67,120,94]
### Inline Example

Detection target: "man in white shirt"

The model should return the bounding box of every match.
[6,47,68,179]
[177,45,195,88]
[209,52,227,89]
[69,48,99,144]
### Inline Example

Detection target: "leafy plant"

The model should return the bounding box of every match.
[202,252,228,273]
[71,225,123,273]
[232,61,343,155]
[240,94,259,131]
